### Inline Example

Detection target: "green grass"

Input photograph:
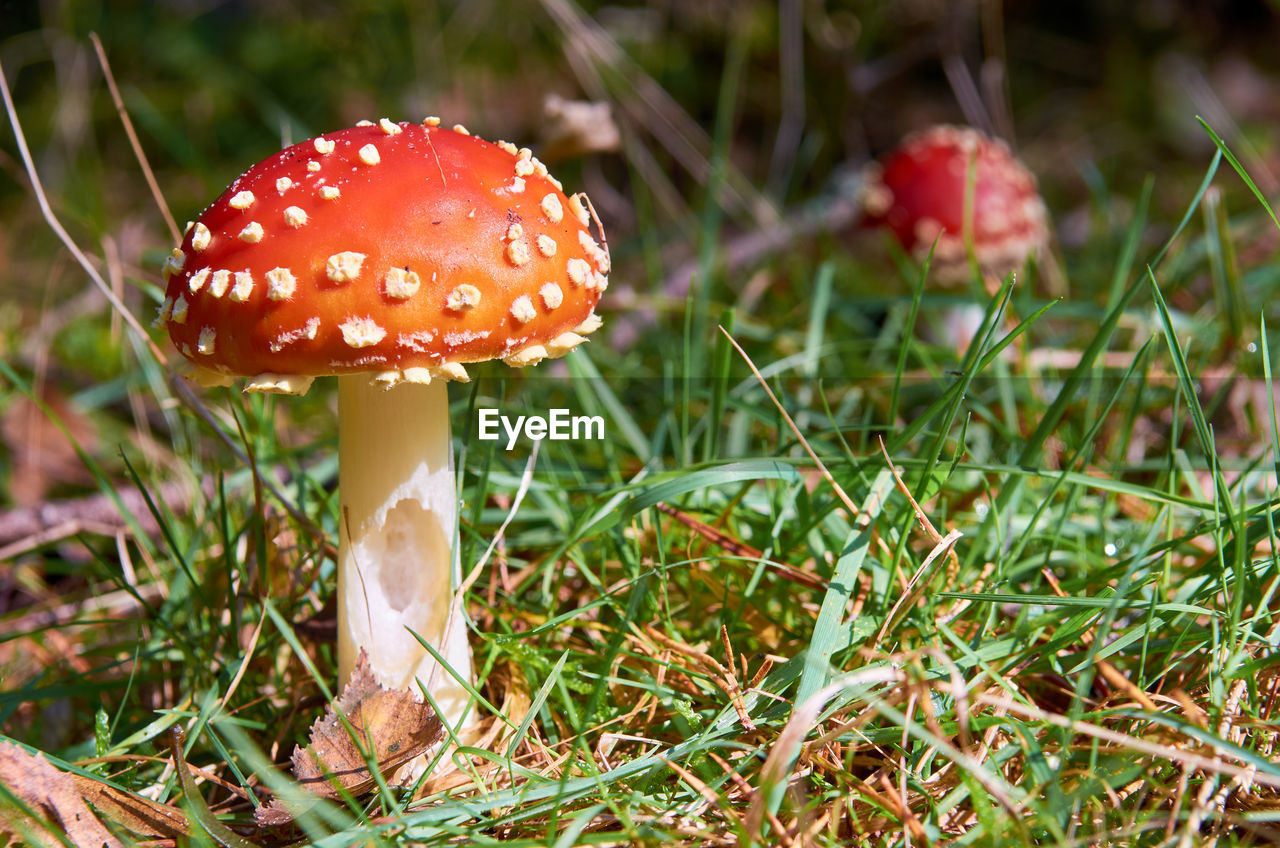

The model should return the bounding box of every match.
[3,3,1280,846]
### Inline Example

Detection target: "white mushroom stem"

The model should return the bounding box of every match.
[336,375,472,728]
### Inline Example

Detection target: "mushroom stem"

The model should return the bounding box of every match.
[336,375,471,726]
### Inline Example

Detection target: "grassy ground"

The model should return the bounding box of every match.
[3,2,1280,845]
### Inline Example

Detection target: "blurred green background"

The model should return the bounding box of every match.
[5,0,1280,319]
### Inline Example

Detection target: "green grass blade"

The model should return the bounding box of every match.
[797,469,893,704]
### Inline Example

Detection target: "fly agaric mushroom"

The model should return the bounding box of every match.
[159,118,608,729]
[859,125,1048,285]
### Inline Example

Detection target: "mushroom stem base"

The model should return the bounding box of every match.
[336,375,471,729]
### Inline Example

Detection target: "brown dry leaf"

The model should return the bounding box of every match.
[0,741,122,848]
[72,774,189,840]
[255,650,442,826]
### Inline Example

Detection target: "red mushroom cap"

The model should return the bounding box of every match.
[859,125,1048,284]
[158,119,608,392]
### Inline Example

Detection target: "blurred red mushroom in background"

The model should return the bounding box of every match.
[859,125,1049,287]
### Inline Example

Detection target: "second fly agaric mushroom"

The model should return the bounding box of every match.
[859,125,1048,285]
[158,118,609,728]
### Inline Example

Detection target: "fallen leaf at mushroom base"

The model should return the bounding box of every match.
[255,649,442,826]
[0,741,122,848]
